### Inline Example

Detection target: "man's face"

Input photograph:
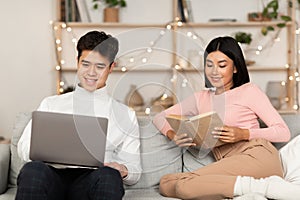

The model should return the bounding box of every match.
[77,50,114,92]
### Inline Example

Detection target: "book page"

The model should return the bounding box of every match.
[190,112,225,149]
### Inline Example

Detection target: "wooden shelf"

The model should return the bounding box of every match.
[181,21,292,28]
[58,66,288,73]
[54,21,292,29]
[54,21,167,28]
[247,66,288,72]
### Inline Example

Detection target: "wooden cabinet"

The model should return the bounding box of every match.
[52,0,299,112]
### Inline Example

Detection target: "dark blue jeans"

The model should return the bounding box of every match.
[15,161,124,200]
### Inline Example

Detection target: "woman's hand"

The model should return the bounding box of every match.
[212,125,249,143]
[166,130,196,147]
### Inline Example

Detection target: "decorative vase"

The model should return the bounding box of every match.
[125,85,144,110]
[103,7,119,22]
[248,12,271,22]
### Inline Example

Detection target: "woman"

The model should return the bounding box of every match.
[153,36,291,199]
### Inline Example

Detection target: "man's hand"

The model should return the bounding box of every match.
[166,130,196,147]
[104,162,128,178]
[212,125,250,143]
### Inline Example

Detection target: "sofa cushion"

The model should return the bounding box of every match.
[124,188,179,199]
[281,113,300,139]
[280,134,300,184]
[8,112,31,187]
[183,147,215,172]
[0,187,17,200]
[126,116,182,189]
[0,144,10,194]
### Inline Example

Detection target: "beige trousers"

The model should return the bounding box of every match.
[159,139,283,200]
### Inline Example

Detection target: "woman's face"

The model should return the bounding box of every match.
[205,51,237,94]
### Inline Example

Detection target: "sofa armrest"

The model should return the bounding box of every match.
[0,144,11,194]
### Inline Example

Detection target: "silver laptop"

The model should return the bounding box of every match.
[30,111,108,168]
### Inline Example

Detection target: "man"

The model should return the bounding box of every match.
[16,31,141,200]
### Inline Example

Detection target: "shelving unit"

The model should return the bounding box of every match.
[52,0,299,111]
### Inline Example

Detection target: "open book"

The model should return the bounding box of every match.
[166,111,225,149]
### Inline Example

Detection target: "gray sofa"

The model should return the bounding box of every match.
[1,112,300,200]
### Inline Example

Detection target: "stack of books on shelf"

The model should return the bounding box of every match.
[59,0,102,23]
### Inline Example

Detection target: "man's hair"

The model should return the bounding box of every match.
[76,31,119,65]
[203,36,250,89]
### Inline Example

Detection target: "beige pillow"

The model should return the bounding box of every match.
[8,112,31,187]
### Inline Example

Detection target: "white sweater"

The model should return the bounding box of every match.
[18,85,141,185]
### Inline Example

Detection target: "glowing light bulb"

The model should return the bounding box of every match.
[257,45,263,51]
[66,27,72,32]
[145,107,150,115]
[129,57,134,63]
[293,104,298,110]
[56,39,61,44]
[161,94,168,100]
[147,48,152,53]
[142,58,147,63]
[166,24,172,30]
[174,64,181,70]
[61,23,67,28]
[57,46,62,51]
[121,67,127,72]
[187,32,193,37]
[55,65,61,71]
[59,81,65,86]
[177,21,183,26]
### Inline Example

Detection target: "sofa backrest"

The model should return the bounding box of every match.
[273,113,300,149]
[9,112,30,188]
[126,116,182,189]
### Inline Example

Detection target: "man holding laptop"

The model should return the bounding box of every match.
[16,31,141,199]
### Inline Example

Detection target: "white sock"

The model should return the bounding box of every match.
[265,176,300,200]
[234,175,300,200]
[233,176,268,196]
[233,193,267,200]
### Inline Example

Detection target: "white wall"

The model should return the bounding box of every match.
[0,0,56,138]
[0,0,293,138]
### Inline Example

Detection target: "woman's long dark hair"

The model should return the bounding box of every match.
[204,36,250,89]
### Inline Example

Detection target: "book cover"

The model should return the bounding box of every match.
[75,0,91,22]
[166,111,225,149]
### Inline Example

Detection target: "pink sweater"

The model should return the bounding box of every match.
[153,83,290,143]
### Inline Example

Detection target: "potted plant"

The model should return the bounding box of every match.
[92,0,127,22]
[234,32,252,45]
[234,32,254,65]
[260,0,291,35]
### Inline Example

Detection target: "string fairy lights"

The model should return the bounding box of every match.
[51,17,300,110]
